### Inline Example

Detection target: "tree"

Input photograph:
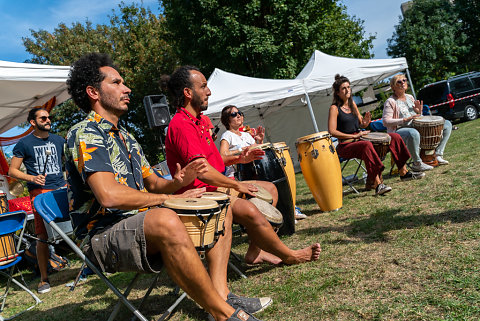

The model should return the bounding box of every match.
[387,0,469,88]
[23,3,178,163]
[454,0,480,71]
[162,0,375,79]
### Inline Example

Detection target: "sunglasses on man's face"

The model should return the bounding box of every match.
[230,111,244,118]
[37,116,52,122]
[396,79,408,85]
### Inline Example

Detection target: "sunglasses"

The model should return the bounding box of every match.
[230,111,244,118]
[396,79,408,85]
[37,116,52,121]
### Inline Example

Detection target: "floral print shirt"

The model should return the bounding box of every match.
[65,111,153,240]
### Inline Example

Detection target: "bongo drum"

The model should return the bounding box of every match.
[412,116,445,166]
[250,184,273,204]
[248,198,283,230]
[236,143,295,235]
[200,192,229,240]
[295,131,342,212]
[272,142,296,208]
[163,198,220,256]
[360,132,392,160]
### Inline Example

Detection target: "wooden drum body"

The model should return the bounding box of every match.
[412,116,445,167]
[295,131,342,212]
[0,234,18,266]
[200,192,229,240]
[272,142,296,208]
[360,132,391,160]
[163,198,220,256]
[236,143,295,235]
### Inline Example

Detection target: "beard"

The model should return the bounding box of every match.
[35,122,51,132]
[99,90,127,116]
[191,91,208,111]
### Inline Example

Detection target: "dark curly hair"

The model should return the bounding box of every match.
[160,65,199,108]
[332,74,357,117]
[220,105,238,130]
[27,107,47,122]
[67,53,118,113]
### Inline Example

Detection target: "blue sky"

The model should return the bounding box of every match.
[0,0,406,63]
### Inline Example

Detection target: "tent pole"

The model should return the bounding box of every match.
[304,92,319,132]
[405,68,416,99]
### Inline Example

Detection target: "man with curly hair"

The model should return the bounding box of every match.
[65,53,263,321]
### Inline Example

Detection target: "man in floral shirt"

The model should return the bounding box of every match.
[65,53,260,321]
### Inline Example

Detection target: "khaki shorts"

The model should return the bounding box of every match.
[83,211,162,274]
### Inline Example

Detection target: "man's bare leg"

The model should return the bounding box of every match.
[233,199,321,265]
[37,233,50,283]
[205,204,233,300]
[144,208,235,321]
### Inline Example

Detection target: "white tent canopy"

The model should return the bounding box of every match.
[205,50,408,167]
[0,60,70,134]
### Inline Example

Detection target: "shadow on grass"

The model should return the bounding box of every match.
[298,207,480,244]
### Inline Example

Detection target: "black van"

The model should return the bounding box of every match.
[417,71,480,121]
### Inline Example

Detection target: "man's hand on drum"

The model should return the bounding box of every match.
[236,182,258,197]
[173,159,208,186]
[240,146,264,163]
[253,125,265,143]
[177,187,206,199]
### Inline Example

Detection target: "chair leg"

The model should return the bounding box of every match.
[0,270,42,321]
[107,273,142,321]
[157,292,187,321]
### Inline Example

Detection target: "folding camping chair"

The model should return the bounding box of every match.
[33,189,168,321]
[0,210,42,320]
[331,137,367,194]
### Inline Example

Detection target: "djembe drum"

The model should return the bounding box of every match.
[295,132,342,212]
[360,132,391,160]
[163,198,220,258]
[0,190,18,266]
[236,143,295,235]
[412,116,445,167]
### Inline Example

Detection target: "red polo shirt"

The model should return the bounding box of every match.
[165,108,225,194]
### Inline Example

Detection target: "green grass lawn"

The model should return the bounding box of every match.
[4,118,480,321]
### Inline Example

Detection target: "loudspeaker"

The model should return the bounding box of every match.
[143,95,171,129]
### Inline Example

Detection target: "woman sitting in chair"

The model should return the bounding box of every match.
[328,74,422,195]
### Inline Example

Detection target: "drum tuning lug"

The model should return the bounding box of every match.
[329,145,335,154]
[298,153,302,162]
[281,157,286,167]
[311,149,319,159]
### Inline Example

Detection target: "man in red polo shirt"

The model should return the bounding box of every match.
[164,66,321,269]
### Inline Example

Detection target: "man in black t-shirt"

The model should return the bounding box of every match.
[9,108,66,294]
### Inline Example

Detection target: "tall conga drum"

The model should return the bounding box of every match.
[272,142,296,209]
[295,132,342,212]
[236,143,295,235]
[412,116,445,167]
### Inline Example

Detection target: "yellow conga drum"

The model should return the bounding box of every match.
[295,131,342,212]
[272,142,296,208]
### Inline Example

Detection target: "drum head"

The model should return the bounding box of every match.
[201,192,229,203]
[413,115,445,125]
[252,184,273,203]
[249,142,273,151]
[361,132,391,143]
[248,198,283,225]
[295,131,330,145]
[272,142,289,151]
[163,198,218,211]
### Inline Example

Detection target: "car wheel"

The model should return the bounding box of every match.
[464,105,478,121]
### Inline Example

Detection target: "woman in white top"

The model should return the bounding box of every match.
[382,74,452,172]
[219,105,285,265]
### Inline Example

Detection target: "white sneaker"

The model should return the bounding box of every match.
[411,162,433,172]
[436,155,449,165]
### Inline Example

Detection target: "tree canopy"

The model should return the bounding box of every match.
[23,3,178,163]
[387,0,471,88]
[162,0,375,79]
